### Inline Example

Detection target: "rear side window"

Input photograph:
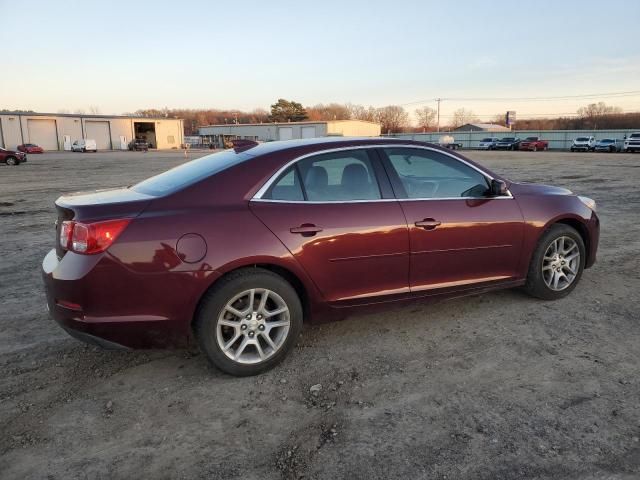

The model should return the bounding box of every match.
[264,167,304,201]
[261,149,382,202]
[298,150,381,201]
[383,148,489,199]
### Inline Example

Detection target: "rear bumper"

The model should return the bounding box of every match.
[41,249,214,349]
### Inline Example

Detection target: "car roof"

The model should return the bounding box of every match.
[238,136,435,156]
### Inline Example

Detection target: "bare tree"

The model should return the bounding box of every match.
[577,102,623,128]
[346,103,378,123]
[415,107,437,131]
[88,105,101,115]
[376,105,409,134]
[307,103,351,121]
[451,108,477,128]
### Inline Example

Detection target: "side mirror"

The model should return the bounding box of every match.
[490,179,508,196]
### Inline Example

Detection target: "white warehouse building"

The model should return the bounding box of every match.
[199,120,381,147]
[0,112,184,151]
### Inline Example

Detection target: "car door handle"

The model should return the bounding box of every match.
[415,219,441,230]
[290,224,323,236]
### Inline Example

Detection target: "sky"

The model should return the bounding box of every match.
[1,0,640,122]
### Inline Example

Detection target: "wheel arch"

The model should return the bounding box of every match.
[190,260,314,331]
[548,216,591,265]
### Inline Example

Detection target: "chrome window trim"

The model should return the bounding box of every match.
[251,144,514,202]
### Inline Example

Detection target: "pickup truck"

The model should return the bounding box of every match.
[519,136,549,152]
[623,132,640,152]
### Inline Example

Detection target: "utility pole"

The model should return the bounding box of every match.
[436,98,441,132]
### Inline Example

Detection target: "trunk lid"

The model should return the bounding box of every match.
[54,187,153,258]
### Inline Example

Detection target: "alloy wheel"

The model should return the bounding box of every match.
[216,288,290,364]
[542,236,580,291]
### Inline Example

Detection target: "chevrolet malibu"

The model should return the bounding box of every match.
[42,138,599,376]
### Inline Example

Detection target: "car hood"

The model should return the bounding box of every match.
[508,182,573,196]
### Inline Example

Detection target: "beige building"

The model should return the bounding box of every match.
[0,112,184,151]
[199,120,381,147]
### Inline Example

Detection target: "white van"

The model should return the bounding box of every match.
[71,139,97,152]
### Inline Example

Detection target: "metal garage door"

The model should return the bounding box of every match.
[85,121,111,150]
[301,126,316,139]
[278,127,293,141]
[28,119,58,150]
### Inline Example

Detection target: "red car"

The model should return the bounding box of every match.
[18,143,44,154]
[519,136,549,152]
[0,147,27,165]
[42,138,599,376]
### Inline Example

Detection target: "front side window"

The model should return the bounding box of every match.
[383,148,489,199]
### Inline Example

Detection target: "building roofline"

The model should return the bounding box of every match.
[199,119,380,128]
[0,111,183,121]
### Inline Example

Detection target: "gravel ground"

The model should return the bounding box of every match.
[0,149,639,479]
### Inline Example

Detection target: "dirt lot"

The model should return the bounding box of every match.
[1,148,639,479]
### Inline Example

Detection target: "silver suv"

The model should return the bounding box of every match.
[571,136,595,152]
[623,132,640,152]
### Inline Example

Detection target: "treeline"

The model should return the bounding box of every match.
[132,100,639,135]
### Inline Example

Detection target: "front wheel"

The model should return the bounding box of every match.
[532,146,537,152]
[5,156,19,166]
[524,224,585,300]
[195,268,303,376]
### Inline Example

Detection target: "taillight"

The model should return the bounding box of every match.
[60,219,131,254]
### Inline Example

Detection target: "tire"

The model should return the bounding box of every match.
[524,224,586,300]
[5,156,19,166]
[570,148,575,152]
[194,268,303,376]
[532,146,537,152]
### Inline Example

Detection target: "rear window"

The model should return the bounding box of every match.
[132,150,253,196]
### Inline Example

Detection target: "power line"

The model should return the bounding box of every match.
[401,90,640,107]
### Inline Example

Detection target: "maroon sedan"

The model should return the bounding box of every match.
[0,147,27,165]
[18,143,44,154]
[42,138,599,376]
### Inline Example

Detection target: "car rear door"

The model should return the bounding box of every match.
[379,146,524,294]
[250,147,410,305]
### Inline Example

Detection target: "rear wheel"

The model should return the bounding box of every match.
[524,224,585,300]
[194,268,303,376]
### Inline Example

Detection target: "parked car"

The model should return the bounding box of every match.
[0,147,27,165]
[495,137,521,150]
[17,143,44,154]
[570,136,595,152]
[129,139,149,151]
[594,138,623,152]
[42,138,600,376]
[623,132,640,152]
[477,137,500,150]
[71,139,97,152]
[438,135,463,150]
[519,136,549,152]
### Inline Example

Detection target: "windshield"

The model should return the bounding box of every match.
[481,138,493,142]
[600,139,614,143]
[132,149,254,196]
[500,138,515,142]
[525,137,537,141]
[576,137,590,141]
[630,133,640,139]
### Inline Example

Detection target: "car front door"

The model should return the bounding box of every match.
[250,148,410,305]
[379,146,524,294]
